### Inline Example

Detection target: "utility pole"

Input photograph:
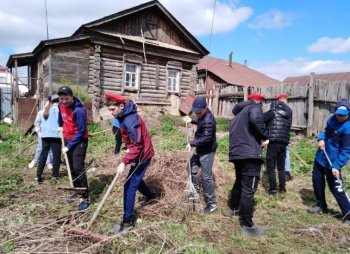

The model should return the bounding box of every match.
[45,0,49,39]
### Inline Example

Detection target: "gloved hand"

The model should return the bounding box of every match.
[261,139,269,147]
[117,162,125,174]
[332,168,340,177]
[126,149,130,154]
[186,143,192,152]
[183,116,192,124]
[318,140,325,150]
[62,147,69,154]
[58,127,63,133]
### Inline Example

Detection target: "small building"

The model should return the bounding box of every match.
[196,55,280,116]
[6,0,208,128]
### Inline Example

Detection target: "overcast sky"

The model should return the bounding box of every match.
[1,0,350,80]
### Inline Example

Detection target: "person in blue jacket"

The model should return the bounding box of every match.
[308,99,350,224]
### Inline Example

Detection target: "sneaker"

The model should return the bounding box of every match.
[34,176,43,184]
[47,164,53,170]
[204,203,218,214]
[183,194,200,203]
[77,199,90,212]
[28,160,36,169]
[108,221,133,234]
[279,189,287,194]
[241,225,266,237]
[307,206,328,214]
[343,220,350,225]
[285,172,293,181]
[268,189,277,196]
[67,193,79,203]
[227,208,239,217]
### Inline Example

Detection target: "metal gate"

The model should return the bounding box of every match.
[0,86,12,119]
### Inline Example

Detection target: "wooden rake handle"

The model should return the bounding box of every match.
[85,171,120,232]
[60,130,74,188]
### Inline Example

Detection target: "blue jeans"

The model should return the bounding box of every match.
[123,159,153,222]
[312,161,350,220]
[189,151,216,205]
[33,136,53,165]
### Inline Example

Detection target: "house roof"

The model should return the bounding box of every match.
[197,56,280,87]
[0,65,7,72]
[73,0,208,56]
[282,72,350,86]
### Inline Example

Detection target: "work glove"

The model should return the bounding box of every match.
[261,139,269,147]
[62,147,69,154]
[183,116,192,124]
[117,162,126,174]
[332,168,340,177]
[126,149,130,154]
[58,127,63,133]
[318,140,325,150]
[186,143,192,152]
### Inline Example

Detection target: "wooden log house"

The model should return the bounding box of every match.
[6,0,208,124]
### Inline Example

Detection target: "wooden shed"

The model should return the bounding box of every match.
[6,0,208,124]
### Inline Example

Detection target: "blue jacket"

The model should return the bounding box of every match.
[315,115,350,170]
[41,104,60,138]
[190,110,217,154]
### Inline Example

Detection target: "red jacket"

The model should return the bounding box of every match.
[58,97,88,149]
[118,101,154,165]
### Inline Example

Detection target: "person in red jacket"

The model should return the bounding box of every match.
[105,93,155,233]
[57,86,89,212]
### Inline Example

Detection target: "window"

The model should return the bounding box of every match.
[0,76,6,83]
[167,68,180,92]
[124,63,140,89]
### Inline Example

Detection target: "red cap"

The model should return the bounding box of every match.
[104,93,127,103]
[248,93,265,102]
[276,93,288,100]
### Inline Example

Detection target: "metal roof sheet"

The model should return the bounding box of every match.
[197,56,280,87]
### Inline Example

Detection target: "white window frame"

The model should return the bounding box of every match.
[166,68,180,93]
[123,63,140,90]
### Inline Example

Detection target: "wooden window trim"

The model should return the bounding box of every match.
[166,66,182,94]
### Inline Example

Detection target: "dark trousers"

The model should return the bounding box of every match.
[66,139,89,199]
[37,137,62,178]
[266,143,287,192]
[189,151,216,205]
[112,126,122,154]
[312,161,350,219]
[123,159,154,223]
[229,159,261,227]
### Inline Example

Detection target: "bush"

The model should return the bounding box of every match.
[216,117,230,132]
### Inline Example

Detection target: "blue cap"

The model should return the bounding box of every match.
[192,96,207,113]
[334,106,350,115]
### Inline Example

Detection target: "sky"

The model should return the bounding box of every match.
[1,0,350,81]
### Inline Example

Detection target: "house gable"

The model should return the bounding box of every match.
[73,0,208,56]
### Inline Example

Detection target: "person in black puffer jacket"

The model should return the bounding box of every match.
[183,96,218,214]
[264,94,293,195]
[228,93,269,237]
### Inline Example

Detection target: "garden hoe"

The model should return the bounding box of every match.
[58,130,87,192]
[323,149,350,202]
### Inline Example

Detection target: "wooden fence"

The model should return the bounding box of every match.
[203,73,350,136]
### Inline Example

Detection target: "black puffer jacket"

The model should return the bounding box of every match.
[229,100,268,161]
[264,101,292,145]
[190,110,217,154]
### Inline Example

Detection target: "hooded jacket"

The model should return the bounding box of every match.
[264,101,292,144]
[229,100,268,161]
[190,110,217,154]
[315,115,350,170]
[117,100,154,165]
[58,97,88,150]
